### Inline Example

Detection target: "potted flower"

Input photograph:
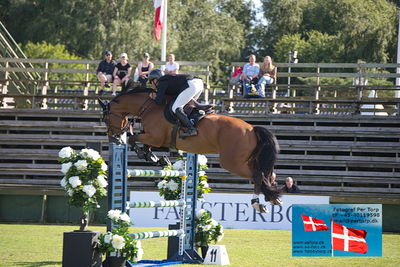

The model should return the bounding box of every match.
[195,209,224,258]
[99,209,144,267]
[157,154,211,200]
[58,146,108,231]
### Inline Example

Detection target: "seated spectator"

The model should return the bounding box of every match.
[240,54,260,84]
[112,53,132,96]
[282,177,301,193]
[96,51,116,90]
[163,54,179,75]
[137,52,154,88]
[229,66,242,85]
[258,56,277,90]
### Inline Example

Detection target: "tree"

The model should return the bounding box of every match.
[260,0,397,63]
[22,41,85,81]
[1,0,246,83]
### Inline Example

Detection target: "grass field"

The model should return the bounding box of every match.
[0,224,399,267]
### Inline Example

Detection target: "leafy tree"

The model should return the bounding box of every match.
[261,0,397,63]
[274,31,343,63]
[23,41,85,81]
[1,0,246,83]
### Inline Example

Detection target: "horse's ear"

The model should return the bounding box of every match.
[98,98,107,110]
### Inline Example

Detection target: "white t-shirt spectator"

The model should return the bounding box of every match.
[163,62,180,74]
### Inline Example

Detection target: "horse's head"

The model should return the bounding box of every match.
[98,98,129,144]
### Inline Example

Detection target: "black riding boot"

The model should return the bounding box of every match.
[175,107,198,137]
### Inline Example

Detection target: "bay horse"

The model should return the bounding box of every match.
[99,88,281,212]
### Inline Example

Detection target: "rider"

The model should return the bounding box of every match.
[148,69,203,137]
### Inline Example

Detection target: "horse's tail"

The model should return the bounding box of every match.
[249,126,281,201]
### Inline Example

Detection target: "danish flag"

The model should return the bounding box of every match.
[153,0,164,40]
[332,222,368,254]
[301,214,329,231]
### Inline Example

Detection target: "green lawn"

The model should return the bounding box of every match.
[0,224,399,267]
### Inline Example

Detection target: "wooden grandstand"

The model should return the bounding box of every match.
[0,108,399,204]
[0,58,399,206]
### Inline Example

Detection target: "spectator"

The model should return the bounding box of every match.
[137,52,154,88]
[112,53,132,96]
[258,56,277,90]
[270,172,278,189]
[96,51,116,90]
[163,54,179,75]
[240,54,260,84]
[282,177,301,193]
[229,66,242,85]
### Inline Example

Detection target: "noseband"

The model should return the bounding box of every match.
[101,95,155,139]
[101,101,130,139]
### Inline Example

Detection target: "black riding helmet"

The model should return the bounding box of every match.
[148,69,163,82]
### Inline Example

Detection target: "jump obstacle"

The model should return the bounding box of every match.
[108,142,203,266]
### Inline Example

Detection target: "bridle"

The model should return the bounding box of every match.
[101,94,156,140]
[101,101,130,141]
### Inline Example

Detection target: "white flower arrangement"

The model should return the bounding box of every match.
[99,209,143,262]
[195,209,224,247]
[157,154,211,200]
[58,146,108,213]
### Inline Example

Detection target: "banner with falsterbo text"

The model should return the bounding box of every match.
[128,192,329,230]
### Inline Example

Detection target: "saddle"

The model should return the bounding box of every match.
[164,98,214,148]
[164,98,215,126]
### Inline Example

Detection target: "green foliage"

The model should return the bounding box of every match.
[1,0,398,85]
[22,41,86,81]
[98,210,143,262]
[262,0,397,63]
[58,147,108,214]
[274,31,344,63]
[158,155,211,200]
[195,209,224,247]
[23,41,81,60]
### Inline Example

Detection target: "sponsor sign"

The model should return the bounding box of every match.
[129,191,329,230]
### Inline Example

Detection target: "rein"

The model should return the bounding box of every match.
[138,96,156,118]
[102,93,156,137]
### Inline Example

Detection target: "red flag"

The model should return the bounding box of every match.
[332,222,368,254]
[301,214,329,231]
[154,0,164,40]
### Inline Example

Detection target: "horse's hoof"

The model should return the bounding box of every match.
[270,198,283,205]
[145,152,159,163]
[258,204,269,213]
[251,200,269,213]
[157,156,171,167]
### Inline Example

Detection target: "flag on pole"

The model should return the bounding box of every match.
[154,0,164,40]
[301,214,329,231]
[332,222,368,254]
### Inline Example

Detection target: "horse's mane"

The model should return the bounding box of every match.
[125,86,156,95]
[111,85,155,102]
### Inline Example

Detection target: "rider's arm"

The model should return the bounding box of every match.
[154,80,167,105]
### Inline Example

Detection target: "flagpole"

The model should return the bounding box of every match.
[161,0,168,61]
[331,219,334,257]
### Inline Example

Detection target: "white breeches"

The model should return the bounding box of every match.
[172,78,203,112]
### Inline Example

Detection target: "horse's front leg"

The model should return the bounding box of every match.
[128,133,171,166]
